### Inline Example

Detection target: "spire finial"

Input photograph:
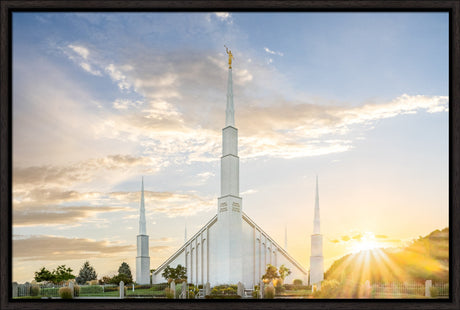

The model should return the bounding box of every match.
[224,45,234,69]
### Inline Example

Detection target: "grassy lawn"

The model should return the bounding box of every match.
[282,289,312,297]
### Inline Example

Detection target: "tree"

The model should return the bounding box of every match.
[34,267,54,283]
[278,264,292,281]
[76,261,98,284]
[117,262,133,284]
[261,264,280,284]
[52,265,75,284]
[161,264,187,283]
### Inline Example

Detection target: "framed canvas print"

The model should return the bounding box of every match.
[1,1,458,310]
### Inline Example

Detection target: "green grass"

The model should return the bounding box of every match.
[126,288,166,296]
[281,289,312,296]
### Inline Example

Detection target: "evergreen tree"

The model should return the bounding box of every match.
[76,261,98,284]
[117,262,133,283]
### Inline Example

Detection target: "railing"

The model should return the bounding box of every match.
[371,281,448,298]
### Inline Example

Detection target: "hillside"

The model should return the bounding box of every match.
[325,228,449,283]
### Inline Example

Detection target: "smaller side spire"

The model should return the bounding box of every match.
[139,176,146,235]
[313,175,320,234]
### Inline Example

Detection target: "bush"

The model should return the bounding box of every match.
[74,285,80,297]
[59,287,73,299]
[430,287,439,298]
[210,285,238,296]
[293,279,303,285]
[264,286,275,299]
[312,280,341,298]
[30,285,40,296]
[80,285,104,294]
[165,287,174,299]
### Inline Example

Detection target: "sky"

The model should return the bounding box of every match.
[12,12,449,283]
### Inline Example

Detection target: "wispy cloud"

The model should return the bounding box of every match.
[13,235,134,261]
[13,205,125,227]
[214,12,232,23]
[264,47,284,56]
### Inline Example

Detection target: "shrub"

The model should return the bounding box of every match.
[30,285,40,296]
[165,287,174,299]
[252,289,259,298]
[293,279,303,285]
[210,285,238,296]
[264,286,275,299]
[312,280,341,298]
[74,285,80,297]
[430,287,439,298]
[59,287,73,299]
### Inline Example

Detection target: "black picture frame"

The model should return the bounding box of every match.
[1,1,458,309]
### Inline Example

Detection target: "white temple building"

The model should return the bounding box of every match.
[143,49,321,288]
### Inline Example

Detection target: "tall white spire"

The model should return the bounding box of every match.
[215,46,243,284]
[313,175,320,235]
[139,176,146,235]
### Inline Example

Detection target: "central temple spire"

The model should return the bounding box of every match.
[216,46,243,284]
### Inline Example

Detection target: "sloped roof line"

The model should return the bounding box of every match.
[242,212,308,275]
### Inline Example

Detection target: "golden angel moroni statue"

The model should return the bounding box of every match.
[225,45,234,69]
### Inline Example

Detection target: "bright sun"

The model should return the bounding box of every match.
[349,232,384,253]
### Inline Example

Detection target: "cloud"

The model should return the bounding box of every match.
[68,44,89,59]
[13,235,134,261]
[110,190,215,217]
[375,234,388,239]
[105,63,131,90]
[13,154,160,189]
[64,44,102,76]
[13,205,125,227]
[214,12,232,22]
[264,47,284,56]
[113,98,143,110]
[341,235,351,242]
[150,246,174,253]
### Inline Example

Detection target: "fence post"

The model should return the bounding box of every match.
[237,282,244,297]
[119,281,125,299]
[205,282,211,296]
[170,280,176,299]
[69,281,74,297]
[259,281,264,299]
[181,281,187,299]
[132,283,135,292]
[12,282,18,298]
[425,280,432,297]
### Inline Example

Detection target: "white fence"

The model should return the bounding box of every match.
[371,281,448,298]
